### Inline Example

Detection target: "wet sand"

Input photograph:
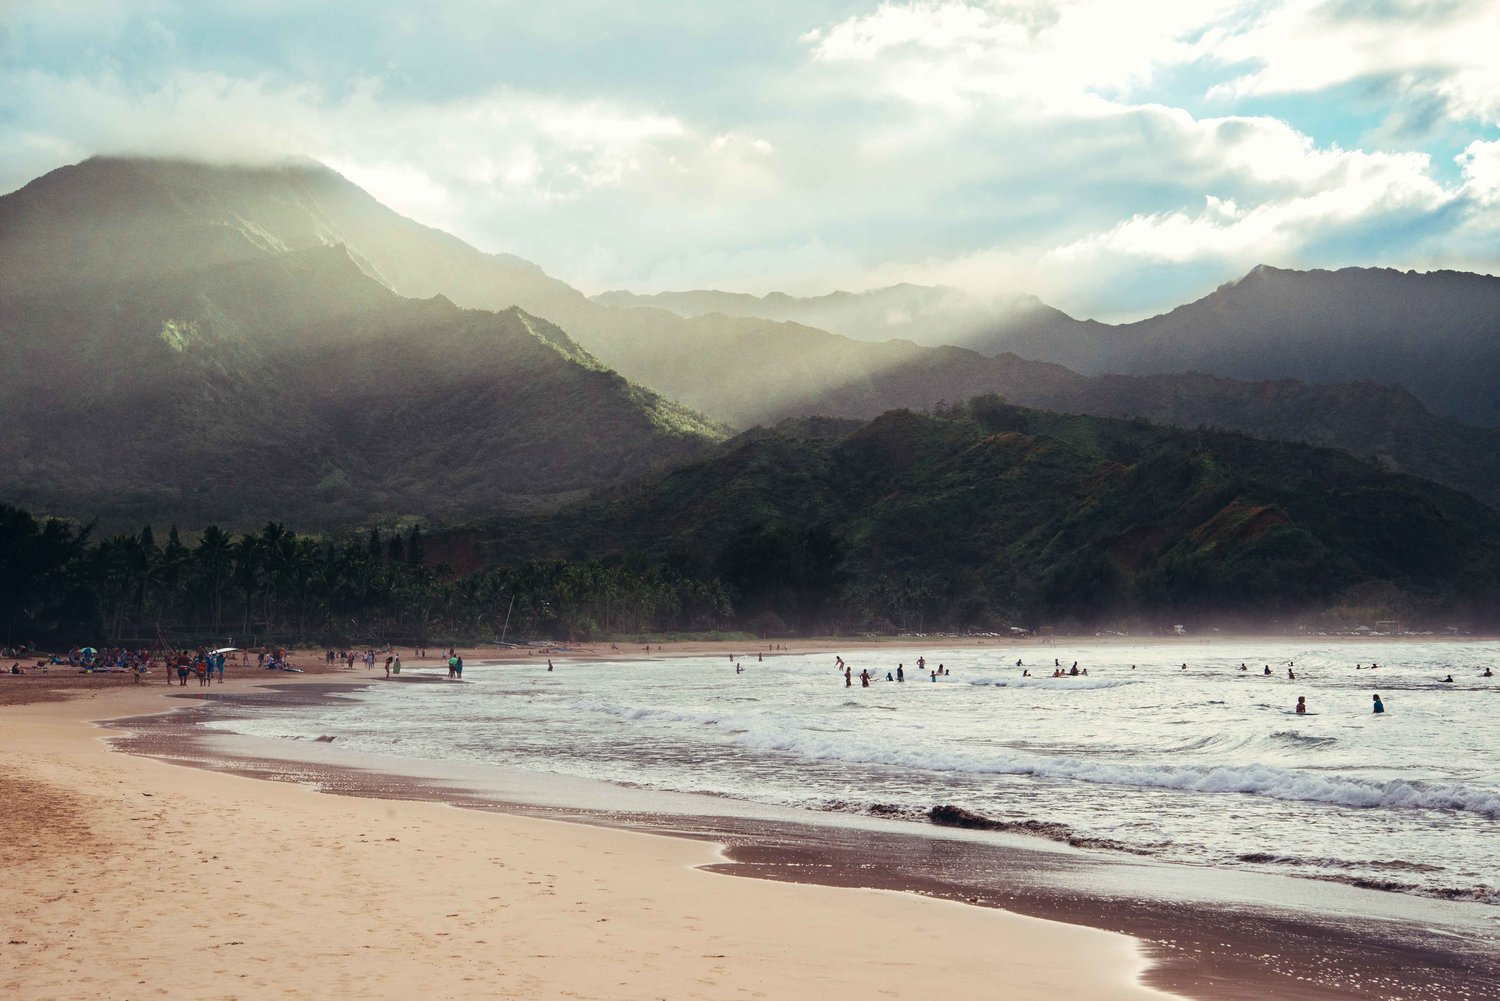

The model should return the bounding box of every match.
[102,680,1500,1001]
[8,656,1498,1000]
[4,673,1170,1001]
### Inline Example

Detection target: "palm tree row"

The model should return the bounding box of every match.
[2,506,732,647]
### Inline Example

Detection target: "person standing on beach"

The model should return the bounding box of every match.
[454,655,463,680]
[384,657,391,679]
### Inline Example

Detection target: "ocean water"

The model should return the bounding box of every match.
[207,640,1500,904]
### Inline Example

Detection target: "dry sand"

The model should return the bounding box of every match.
[2,673,1177,1001]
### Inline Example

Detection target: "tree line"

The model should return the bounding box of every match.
[0,505,732,648]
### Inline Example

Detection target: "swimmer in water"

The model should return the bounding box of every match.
[1288,668,1296,680]
[1484,668,1494,677]
[1372,693,1384,714]
[860,669,871,688]
[1442,675,1455,683]
[1295,696,1307,715]
[1264,665,1271,675]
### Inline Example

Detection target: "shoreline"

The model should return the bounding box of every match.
[106,679,1500,1001]
[5,672,1171,1001]
[7,648,1498,999]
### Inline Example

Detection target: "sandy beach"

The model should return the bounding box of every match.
[3,669,1173,1001]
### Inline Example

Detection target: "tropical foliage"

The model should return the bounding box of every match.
[0,508,731,647]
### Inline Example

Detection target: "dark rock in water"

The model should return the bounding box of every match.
[927,805,1144,854]
[928,804,1003,830]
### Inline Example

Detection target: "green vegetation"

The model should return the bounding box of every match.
[0,507,732,647]
[438,397,1500,633]
[0,246,726,532]
[8,396,1500,645]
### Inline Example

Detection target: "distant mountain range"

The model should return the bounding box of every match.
[592,284,1086,353]
[4,154,1500,532]
[0,159,722,529]
[593,266,1500,428]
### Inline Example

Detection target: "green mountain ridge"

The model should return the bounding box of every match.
[6,154,1500,535]
[0,243,724,530]
[429,400,1500,630]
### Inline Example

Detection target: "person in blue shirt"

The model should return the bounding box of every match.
[1372,693,1385,714]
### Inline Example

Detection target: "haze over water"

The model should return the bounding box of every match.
[210,640,1499,905]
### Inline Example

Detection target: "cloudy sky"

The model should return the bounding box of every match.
[2,0,1497,319]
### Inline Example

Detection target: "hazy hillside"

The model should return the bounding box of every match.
[7,156,1500,526]
[0,245,724,529]
[963,265,1500,426]
[593,283,1092,351]
[434,399,1500,629]
[0,155,587,312]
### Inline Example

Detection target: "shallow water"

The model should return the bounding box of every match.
[207,639,1500,904]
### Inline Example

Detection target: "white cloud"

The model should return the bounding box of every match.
[2,1,1497,322]
[1203,0,1500,124]
[1457,138,1500,205]
[805,0,1243,113]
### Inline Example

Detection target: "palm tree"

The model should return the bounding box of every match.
[195,526,234,631]
[232,534,264,637]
